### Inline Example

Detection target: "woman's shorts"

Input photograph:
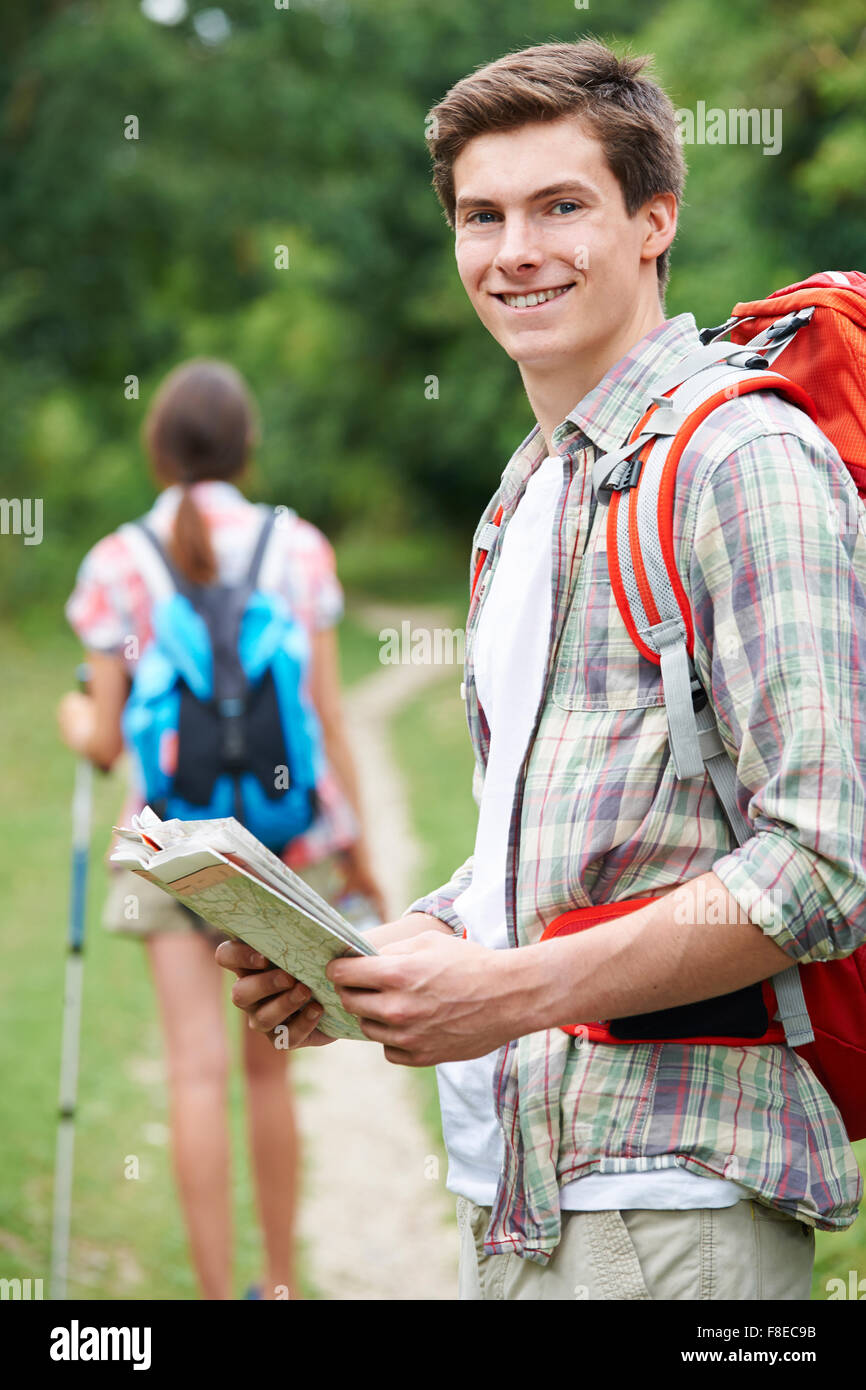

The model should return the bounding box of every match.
[101,854,347,942]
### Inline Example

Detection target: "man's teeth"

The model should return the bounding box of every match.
[502,285,571,308]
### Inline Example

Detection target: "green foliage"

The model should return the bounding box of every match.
[1,0,650,615]
[2,2,863,623]
[653,0,866,322]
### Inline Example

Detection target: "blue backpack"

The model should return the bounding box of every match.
[120,505,323,852]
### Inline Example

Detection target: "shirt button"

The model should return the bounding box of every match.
[459,681,466,700]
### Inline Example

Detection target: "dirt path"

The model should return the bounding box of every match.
[293,604,462,1300]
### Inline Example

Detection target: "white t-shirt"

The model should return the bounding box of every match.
[435,454,747,1211]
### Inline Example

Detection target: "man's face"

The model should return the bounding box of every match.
[452,116,660,371]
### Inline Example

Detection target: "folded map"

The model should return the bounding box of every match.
[110,806,377,1041]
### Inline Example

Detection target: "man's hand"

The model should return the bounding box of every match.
[215,940,336,1049]
[326,929,522,1067]
[214,913,448,1050]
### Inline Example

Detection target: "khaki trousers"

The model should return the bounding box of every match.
[456,1195,815,1300]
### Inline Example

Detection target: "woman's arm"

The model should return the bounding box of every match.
[307,626,386,918]
[56,651,130,770]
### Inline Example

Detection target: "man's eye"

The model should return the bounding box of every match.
[466,211,499,224]
[552,200,581,215]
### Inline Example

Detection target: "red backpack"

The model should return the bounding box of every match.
[541,272,866,1140]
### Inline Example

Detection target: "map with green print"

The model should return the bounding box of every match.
[111,807,377,1042]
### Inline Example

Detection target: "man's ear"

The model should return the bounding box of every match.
[640,191,678,267]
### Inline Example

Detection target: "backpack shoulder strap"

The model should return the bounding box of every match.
[252,504,304,598]
[471,503,505,604]
[683,697,815,1047]
[246,506,278,592]
[593,358,815,783]
[124,505,278,610]
[118,520,183,604]
[593,344,819,1050]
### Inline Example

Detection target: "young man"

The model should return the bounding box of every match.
[218,40,866,1299]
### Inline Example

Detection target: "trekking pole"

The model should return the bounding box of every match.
[50,662,94,1301]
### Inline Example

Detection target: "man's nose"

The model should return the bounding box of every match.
[492,215,544,276]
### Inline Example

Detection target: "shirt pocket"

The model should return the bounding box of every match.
[551,526,667,712]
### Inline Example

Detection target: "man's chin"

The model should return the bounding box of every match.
[498,332,581,370]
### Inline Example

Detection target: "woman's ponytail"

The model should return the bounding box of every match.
[171,482,218,585]
[142,360,259,585]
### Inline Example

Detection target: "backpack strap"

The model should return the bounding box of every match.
[699,305,816,362]
[471,504,505,603]
[592,343,820,1050]
[592,364,811,781]
[118,520,182,604]
[592,362,816,780]
[693,693,814,1047]
[246,506,278,592]
[122,504,280,606]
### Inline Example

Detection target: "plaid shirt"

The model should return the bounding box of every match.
[409,312,866,1264]
[65,480,358,868]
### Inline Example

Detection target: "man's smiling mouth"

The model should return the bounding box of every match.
[493,283,575,310]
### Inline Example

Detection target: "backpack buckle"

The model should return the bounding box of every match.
[724,350,770,371]
[764,306,815,341]
[612,452,645,492]
[600,451,644,496]
[698,314,740,346]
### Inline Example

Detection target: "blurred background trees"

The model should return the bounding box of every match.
[1,1,864,1301]
[1,0,864,619]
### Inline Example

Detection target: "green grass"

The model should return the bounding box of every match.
[0,621,201,1299]
[334,603,387,689]
[0,604,384,1301]
[391,668,866,1300]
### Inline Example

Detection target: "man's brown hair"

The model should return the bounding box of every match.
[426,39,686,294]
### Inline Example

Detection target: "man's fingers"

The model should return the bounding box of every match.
[234,970,307,1014]
[356,1017,394,1044]
[258,1000,325,1044]
[354,1020,417,1066]
[335,986,396,1023]
[214,943,340,1051]
[383,1044,418,1066]
[215,939,271,975]
[326,953,406,988]
[246,993,293,1032]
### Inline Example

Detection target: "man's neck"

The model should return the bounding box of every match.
[522,299,667,454]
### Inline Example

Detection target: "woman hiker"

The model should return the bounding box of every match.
[57,358,385,1300]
